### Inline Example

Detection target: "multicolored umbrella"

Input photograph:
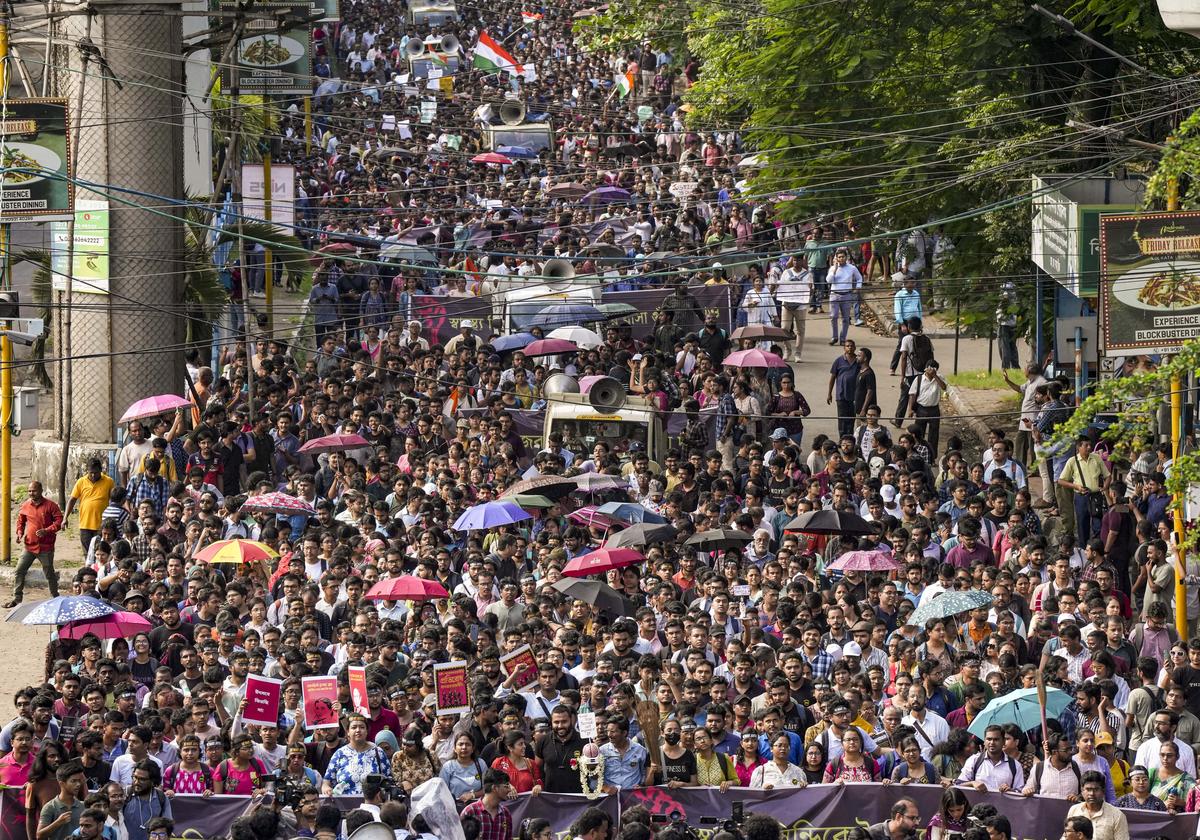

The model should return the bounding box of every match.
[119,394,190,424]
[562,547,645,578]
[567,505,625,529]
[827,549,899,573]
[298,433,371,454]
[967,687,1072,741]
[194,539,279,565]
[722,348,789,369]
[13,596,117,625]
[684,529,753,550]
[784,509,874,535]
[603,523,678,548]
[524,338,579,357]
[60,610,153,640]
[906,589,995,626]
[452,500,532,531]
[596,502,667,525]
[365,576,449,602]
[241,492,316,517]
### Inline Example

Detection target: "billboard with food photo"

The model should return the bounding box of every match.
[1100,211,1200,355]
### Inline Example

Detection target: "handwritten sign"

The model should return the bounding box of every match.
[243,674,282,727]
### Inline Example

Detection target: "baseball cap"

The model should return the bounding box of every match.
[632,353,643,361]
[1057,613,1078,624]
[1094,732,1113,747]
[843,641,863,657]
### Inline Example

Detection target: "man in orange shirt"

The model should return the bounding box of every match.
[7,481,63,606]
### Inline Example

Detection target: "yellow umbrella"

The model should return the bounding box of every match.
[194,539,279,564]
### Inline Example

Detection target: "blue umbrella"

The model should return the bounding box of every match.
[533,303,604,330]
[14,596,117,625]
[453,500,533,531]
[491,332,535,352]
[596,502,667,525]
[498,145,538,160]
[906,589,994,626]
[967,687,1072,740]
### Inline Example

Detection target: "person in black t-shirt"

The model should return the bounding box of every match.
[534,706,587,794]
[659,718,697,787]
[1171,639,1200,720]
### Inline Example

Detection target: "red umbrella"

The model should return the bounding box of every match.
[298,433,371,454]
[523,338,579,357]
[826,549,899,573]
[562,547,645,578]
[567,505,625,529]
[723,348,789,368]
[365,576,449,601]
[60,611,153,640]
[471,152,513,165]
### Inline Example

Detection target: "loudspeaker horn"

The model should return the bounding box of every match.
[542,258,575,291]
[439,34,460,54]
[543,372,580,398]
[405,39,426,58]
[499,100,526,126]
[587,376,627,412]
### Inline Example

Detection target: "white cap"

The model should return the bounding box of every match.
[825,644,842,660]
[843,641,863,657]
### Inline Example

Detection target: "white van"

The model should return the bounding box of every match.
[542,396,666,465]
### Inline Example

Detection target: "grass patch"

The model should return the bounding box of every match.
[945,370,1012,390]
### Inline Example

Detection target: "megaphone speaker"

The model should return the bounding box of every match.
[405,39,426,58]
[587,376,627,412]
[439,34,461,54]
[499,101,526,126]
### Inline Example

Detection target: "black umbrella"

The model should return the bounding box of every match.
[685,529,753,551]
[500,475,577,500]
[604,523,678,549]
[551,578,636,617]
[783,509,875,535]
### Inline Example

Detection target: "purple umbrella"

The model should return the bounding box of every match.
[584,186,631,205]
[452,500,533,531]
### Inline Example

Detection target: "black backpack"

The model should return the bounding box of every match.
[910,333,934,372]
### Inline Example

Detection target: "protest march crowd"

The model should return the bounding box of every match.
[0,0,1195,839]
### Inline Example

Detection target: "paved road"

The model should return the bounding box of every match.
[783,312,998,447]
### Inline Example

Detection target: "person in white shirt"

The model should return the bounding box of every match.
[900,686,950,759]
[772,256,813,362]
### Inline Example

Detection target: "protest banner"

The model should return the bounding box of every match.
[242,674,282,727]
[301,675,339,729]
[498,643,538,690]
[434,660,470,715]
[347,665,370,717]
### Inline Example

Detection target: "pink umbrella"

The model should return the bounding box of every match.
[298,433,371,454]
[241,492,316,516]
[827,549,899,573]
[567,505,625,529]
[471,152,513,165]
[562,547,644,578]
[119,394,191,424]
[60,611,153,640]
[365,576,450,601]
[723,348,789,368]
[523,338,579,357]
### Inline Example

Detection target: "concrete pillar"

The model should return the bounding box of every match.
[52,1,185,442]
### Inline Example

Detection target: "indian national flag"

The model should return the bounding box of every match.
[615,71,635,98]
[429,51,448,66]
[473,31,524,76]
[521,10,543,22]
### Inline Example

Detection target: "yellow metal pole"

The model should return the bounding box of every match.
[0,1,12,566]
[263,145,273,333]
[1169,176,1188,637]
[303,96,312,157]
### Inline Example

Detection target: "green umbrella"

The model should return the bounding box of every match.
[510,494,556,509]
[967,687,1071,740]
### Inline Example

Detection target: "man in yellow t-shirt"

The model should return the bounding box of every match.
[64,457,114,555]
[1057,436,1111,547]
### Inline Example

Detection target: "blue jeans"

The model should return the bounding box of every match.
[830,293,853,342]
[1073,492,1099,545]
[811,267,828,308]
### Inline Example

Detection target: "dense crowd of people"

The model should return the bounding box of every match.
[0,2,1194,840]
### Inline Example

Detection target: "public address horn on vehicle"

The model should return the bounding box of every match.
[499,100,526,125]
[587,376,627,412]
[405,38,426,58]
[542,258,575,290]
[543,372,580,398]
[439,34,461,54]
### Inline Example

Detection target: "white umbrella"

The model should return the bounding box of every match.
[547,326,604,349]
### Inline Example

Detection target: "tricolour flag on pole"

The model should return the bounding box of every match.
[615,71,635,99]
[521,10,542,22]
[473,31,524,76]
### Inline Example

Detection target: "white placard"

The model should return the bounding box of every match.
[578,711,598,739]
[242,163,296,231]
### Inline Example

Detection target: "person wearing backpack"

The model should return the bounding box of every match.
[955,725,1024,792]
[692,728,737,791]
[893,316,932,428]
[906,358,947,457]
[1128,657,1168,751]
